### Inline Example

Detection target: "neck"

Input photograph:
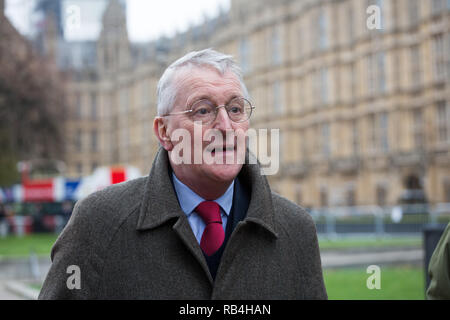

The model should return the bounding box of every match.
[171,167,233,201]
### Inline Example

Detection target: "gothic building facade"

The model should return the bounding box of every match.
[64,0,450,207]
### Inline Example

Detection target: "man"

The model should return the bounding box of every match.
[39,49,327,299]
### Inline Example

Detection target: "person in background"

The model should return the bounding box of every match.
[427,222,450,299]
[0,202,7,237]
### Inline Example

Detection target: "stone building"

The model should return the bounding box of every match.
[63,0,450,207]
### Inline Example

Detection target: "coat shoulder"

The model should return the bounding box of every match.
[67,176,148,245]
[76,176,147,221]
[271,192,316,234]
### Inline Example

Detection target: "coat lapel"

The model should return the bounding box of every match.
[136,147,182,230]
[172,215,214,285]
[238,152,279,239]
[136,147,213,284]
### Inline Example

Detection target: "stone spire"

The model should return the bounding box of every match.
[97,0,131,74]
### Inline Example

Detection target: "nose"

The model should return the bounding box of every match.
[213,106,233,131]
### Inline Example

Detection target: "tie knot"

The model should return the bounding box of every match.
[195,201,221,225]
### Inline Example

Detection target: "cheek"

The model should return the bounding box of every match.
[168,119,191,137]
[233,122,249,138]
[239,122,250,132]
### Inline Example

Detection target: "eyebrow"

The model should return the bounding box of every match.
[187,94,241,109]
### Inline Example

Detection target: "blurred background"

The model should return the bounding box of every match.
[0,0,449,300]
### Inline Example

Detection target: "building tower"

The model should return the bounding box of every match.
[97,0,131,74]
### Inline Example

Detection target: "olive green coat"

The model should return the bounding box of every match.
[427,223,450,300]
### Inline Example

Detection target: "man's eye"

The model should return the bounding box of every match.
[194,107,210,115]
[229,106,242,114]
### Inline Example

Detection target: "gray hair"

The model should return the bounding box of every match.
[156,48,249,116]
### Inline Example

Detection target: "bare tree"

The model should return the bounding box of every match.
[0,16,67,185]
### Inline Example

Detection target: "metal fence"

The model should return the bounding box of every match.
[308,203,450,237]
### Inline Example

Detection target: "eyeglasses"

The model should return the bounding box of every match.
[163,97,255,125]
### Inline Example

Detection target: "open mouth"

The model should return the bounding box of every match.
[209,145,236,155]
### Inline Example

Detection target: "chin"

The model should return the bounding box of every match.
[205,163,243,183]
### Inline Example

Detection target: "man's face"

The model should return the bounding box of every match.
[163,66,249,185]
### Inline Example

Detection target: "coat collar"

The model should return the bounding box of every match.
[136,147,278,238]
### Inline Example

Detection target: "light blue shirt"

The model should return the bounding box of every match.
[171,172,234,244]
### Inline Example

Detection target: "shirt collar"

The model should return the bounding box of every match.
[171,172,234,217]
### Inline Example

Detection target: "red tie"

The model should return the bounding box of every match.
[195,201,225,256]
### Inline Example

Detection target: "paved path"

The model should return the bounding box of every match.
[0,281,24,300]
[321,248,423,268]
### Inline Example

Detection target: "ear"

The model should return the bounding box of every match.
[153,117,174,151]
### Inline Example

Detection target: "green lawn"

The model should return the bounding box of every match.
[1,233,423,257]
[0,233,58,258]
[324,265,425,300]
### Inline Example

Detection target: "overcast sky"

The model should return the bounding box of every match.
[5,0,230,42]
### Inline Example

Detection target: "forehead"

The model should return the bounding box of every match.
[173,65,243,103]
